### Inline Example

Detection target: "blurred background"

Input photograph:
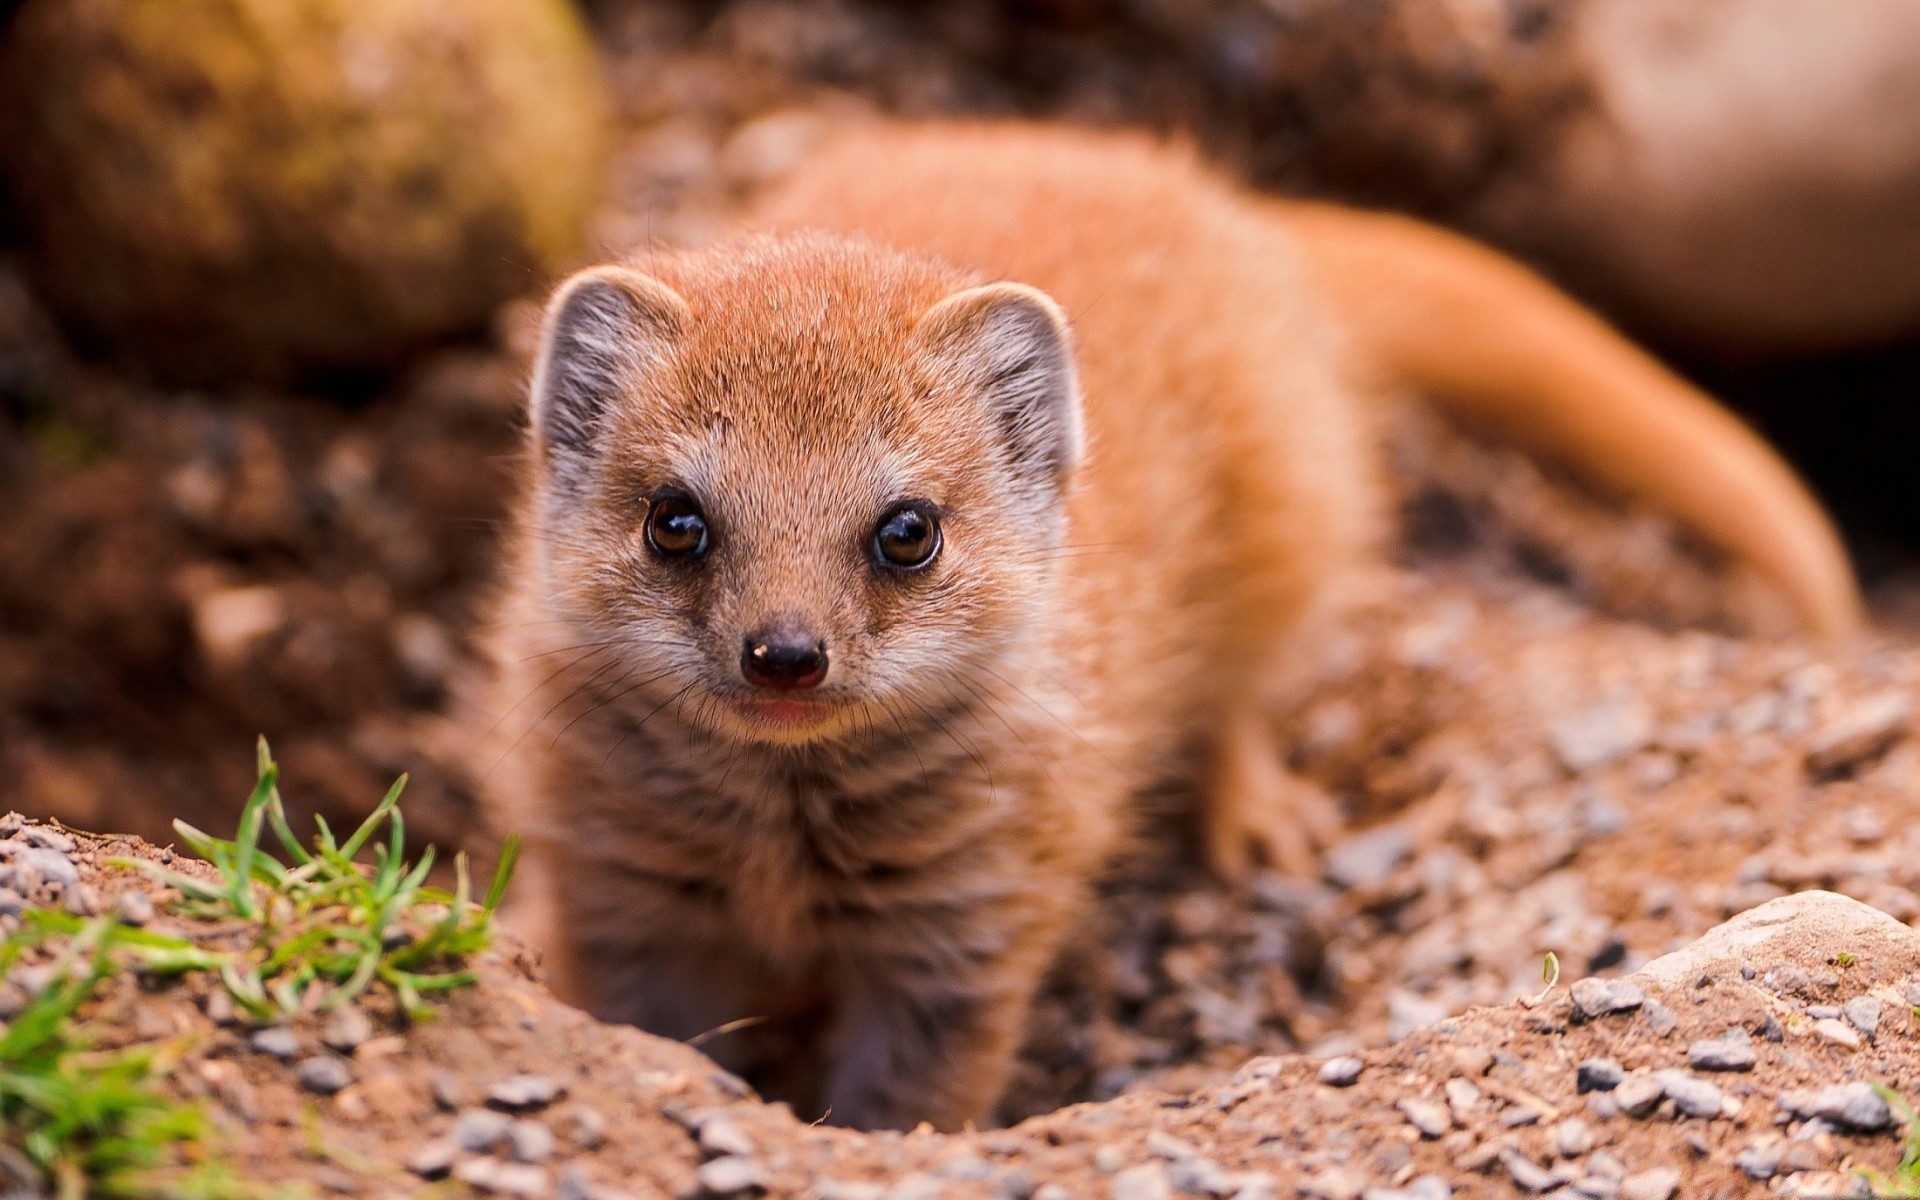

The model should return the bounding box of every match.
[1,0,1917,856]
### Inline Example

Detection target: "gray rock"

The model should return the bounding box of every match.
[115,891,155,926]
[1613,1075,1665,1118]
[22,827,75,852]
[932,1154,992,1183]
[1095,1146,1128,1174]
[0,889,22,918]
[1500,1150,1555,1193]
[1642,1001,1677,1036]
[557,1165,601,1200]
[1112,1164,1173,1200]
[1734,1142,1782,1181]
[453,1158,550,1197]
[1806,692,1911,775]
[1398,1097,1452,1139]
[1778,1083,1895,1133]
[1033,1187,1073,1200]
[699,1117,756,1159]
[569,1105,608,1149]
[320,1004,373,1052]
[1653,1070,1725,1119]
[17,848,77,886]
[453,1107,513,1153]
[487,1073,566,1112]
[817,1183,887,1200]
[697,1155,768,1196]
[888,1175,944,1200]
[1576,1058,1624,1092]
[1165,1156,1230,1196]
[249,1026,300,1062]
[1324,824,1414,890]
[508,1119,555,1163]
[1844,995,1882,1041]
[1551,698,1652,772]
[1569,977,1646,1020]
[1687,1028,1756,1072]
[295,1056,352,1096]
[1554,1118,1595,1158]
[994,1168,1038,1200]
[1619,1169,1678,1200]
[1318,1056,1364,1087]
[405,1137,459,1179]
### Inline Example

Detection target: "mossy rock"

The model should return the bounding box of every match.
[0,0,609,384]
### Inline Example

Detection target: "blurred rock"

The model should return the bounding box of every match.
[0,0,610,384]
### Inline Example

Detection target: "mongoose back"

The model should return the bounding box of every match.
[482,123,1858,1131]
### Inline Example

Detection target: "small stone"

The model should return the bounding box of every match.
[115,891,155,926]
[1034,1187,1073,1200]
[1569,978,1645,1020]
[818,1183,887,1200]
[1500,1149,1554,1193]
[1843,995,1882,1041]
[1551,698,1652,772]
[1499,1104,1543,1128]
[1554,1119,1595,1158]
[1807,1004,1843,1020]
[1225,1172,1278,1200]
[63,884,102,916]
[1653,1070,1724,1119]
[431,1070,469,1111]
[699,1117,756,1159]
[696,1155,767,1196]
[249,1026,300,1062]
[1613,1075,1665,1118]
[453,1107,513,1152]
[1324,824,1414,890]
[1443,1077,1481,1120]
[1734,1142,1782,1180]
[995,1168,1038,1200]
[569,1106,608,1149]
[1398,1097,1452,1139]
[1687,1028,1756,1072]
[1806,692,1912,775]
[22,827,75,852]
[1619,1169,1678,1200]
[1165,1157,1229,1196]
[1298,1169,1364,1200]
[487,1073,566,1112]
[321,1004,373,1052]
[1111,1164,1172,1200]
[1576,1058,1624,1092]
[296,1056,352,1096]
[1779,1083,1895,1132]
[17,848,77,886]
[557,1165,599,1200]
[405,1137,460,1179]
[454,1158,550,1197]
[1812,1017,1862,1049]
[0,889,21,918]
[508,1119,555,1163]
[931,1153,992,1183]
[1642,1001,1678,1036]
[1318,1056,1364,1087]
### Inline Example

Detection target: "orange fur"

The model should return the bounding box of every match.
[480,122,1857,1131]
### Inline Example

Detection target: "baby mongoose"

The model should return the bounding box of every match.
[482,124,1857,1131]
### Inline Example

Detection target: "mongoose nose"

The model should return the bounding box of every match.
[741,630,829,690]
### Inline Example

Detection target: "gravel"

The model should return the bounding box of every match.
[1686,1028,1756,1072]
[1569,978,1646,1020]
[296,1056,352,1096]
[249,1026,300,1062]
[1317,1056,1364,1087]
[454,1108,514,1153]
[487,1074,567,1112]
[1778,1083,1896,1133]
[1576,1058,1625,1092]
[697,1155,769,1196]
[1651,1070,1725,1119]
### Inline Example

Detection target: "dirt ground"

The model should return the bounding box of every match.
[7,2,1920,1196]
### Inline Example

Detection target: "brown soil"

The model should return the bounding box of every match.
[7,3,1920,1197]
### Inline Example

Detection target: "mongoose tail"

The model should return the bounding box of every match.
[1279,201,1862,644]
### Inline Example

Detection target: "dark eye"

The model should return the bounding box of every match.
[871,501,942,570]
[644,490,710,559]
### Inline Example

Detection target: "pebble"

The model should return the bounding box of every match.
[17,847,77,886]
[508,1119,555,1163]
[1613,1075,1665,1118]
[321,1004,374,1052]
[296,1056,352,1096]
[1397,1097,1452,1139]
[1366,1178,1449,1200]
[1778,1083,1895,1133]
[431,1070,470,1111]
[1569,978,1645,1020]
[1843,995,1882,1041]
[1094,1146,1128,1174]
[1550,698,1652,772]
[1805,691,1912,774]
[1687,1028,1756,1071]
[932,1153,992,1182]
[1619,1169,1678,1200]
[817,1183,886,1200]
[700,1117,757,1159]
[116,891,155,925]
[1652,1070,1724,1119]
[696,1155,768,1196]
[1324,824,1414,891]
[454,1108,513,1152]
[1499,1149,1554,1193]
[1553,1118,1594,1158]
[1317,1056,1364,1087]
[1642,1001,1678,1036]
[557,1165,601,1200]
[1811,1018,1862,1049]
[406,1137,459,1179]
[1735,1141,1782,1180]
[1033,1187,1072,1200]
[22,827,75,852]
[454,1158,550,1197]
[1298,1169,1364,1200]
[1575,1058,1624,1092]
[1110,1164,1172,1200]
[249,1026,300,1062]
[569,1106,609,1149]
[487,1074,566,1112]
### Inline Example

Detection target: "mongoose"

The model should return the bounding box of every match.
[481,123,1858,1131]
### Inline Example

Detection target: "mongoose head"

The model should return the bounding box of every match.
[523,233,1083,746]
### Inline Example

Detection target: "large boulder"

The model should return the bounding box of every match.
[0,0,610,383]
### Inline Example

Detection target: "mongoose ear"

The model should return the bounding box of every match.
[913,282,1083,489]
[530,266,691,481]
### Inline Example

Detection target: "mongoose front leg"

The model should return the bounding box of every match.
[821,935,1056,1130]
[1202,706,1342,883]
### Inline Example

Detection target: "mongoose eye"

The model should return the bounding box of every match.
[871,501,941,570]
[644,490,710,559]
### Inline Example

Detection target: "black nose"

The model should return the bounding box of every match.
[741,629,829,690]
